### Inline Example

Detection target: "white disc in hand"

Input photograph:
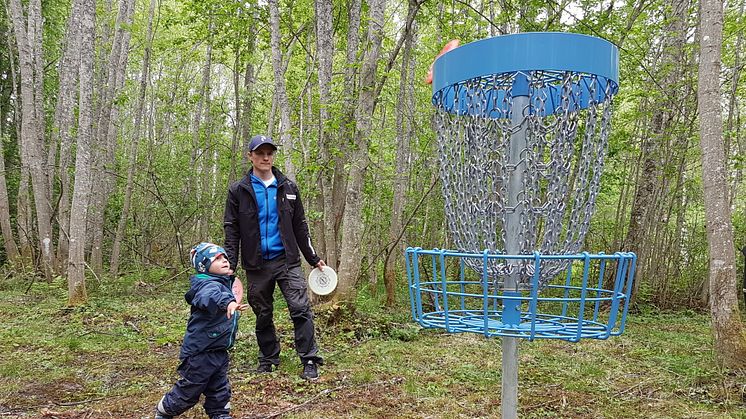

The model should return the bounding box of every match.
[308,267,337,296]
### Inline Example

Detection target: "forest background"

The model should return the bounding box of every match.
[0,0,745,416]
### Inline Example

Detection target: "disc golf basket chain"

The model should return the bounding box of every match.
[405,32,637,419]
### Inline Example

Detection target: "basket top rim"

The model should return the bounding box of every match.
[431,32,619,96]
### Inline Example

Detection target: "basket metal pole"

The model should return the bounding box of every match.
[501,74,529,419]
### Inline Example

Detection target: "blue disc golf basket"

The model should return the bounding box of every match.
[406,33,637,419]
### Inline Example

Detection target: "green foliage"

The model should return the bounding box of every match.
[2,0,745,312]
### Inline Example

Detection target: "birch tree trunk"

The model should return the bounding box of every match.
[314,0,333,267]
[623,0,689,301]
[4,27,33,259]
[0,19,19,261]
[89,0,135,274]
[698,0,746,370]
[335,0,386,300]
[53,0,84,271]
[0,102,20,262]
[193,20,213,242]
[68,0,96,305]
[384,5,417,306]
[725,0,744,207]
[9,0,54,281]
[325,0,362,272]
[231,49,241,183]
[110,0,157,277]
[240,33,257,174]
[268,0,296,179]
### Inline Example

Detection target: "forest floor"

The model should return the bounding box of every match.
[0,268,744,419]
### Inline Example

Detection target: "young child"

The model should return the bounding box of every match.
[155,242,248,419]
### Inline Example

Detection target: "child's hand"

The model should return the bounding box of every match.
[227,301,250,319]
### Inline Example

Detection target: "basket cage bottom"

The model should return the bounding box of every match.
[405,248,637,341]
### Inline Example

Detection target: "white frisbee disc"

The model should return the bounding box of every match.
[308,267,338,295]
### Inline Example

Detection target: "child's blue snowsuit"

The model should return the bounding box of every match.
[158,272,240,417]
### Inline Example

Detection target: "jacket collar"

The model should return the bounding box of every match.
[240,166,287,192]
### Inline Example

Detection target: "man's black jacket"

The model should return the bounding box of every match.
[223,167,320,272]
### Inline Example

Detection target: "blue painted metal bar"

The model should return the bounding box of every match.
[411,248,424,327]
[405,248,417,322]
[431,251,440,311]
[482,249,490,338]
[561,263,573,318]
[593,254,606,321]
[439,249,452,332]
[459,258,466,311]
[615,253,637,336]
[572,252,592,342]
[528,251,542,341]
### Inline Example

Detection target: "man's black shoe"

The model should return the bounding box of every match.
[301,360,318,380]
[155,411,173,419]
[256,363,274,373]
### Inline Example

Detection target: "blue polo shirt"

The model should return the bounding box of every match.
[250,174,285,260]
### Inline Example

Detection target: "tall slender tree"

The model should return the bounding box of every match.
[623,0,691,302]
[335,0,387,300]
[8,0,54,281]
[314,0,333,264]
[384,2,418,306]
[697,0,746,369]
[110,0,158,277]
[89,0,135,274]
[53,0,84,271]
[68,0,96,305]
[268,0,296,179]
[0,90,19,262]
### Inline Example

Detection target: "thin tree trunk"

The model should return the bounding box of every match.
[89,0,135,274]
[335,0,387,300]
[314,0,333,275]
[4,25,32,259]
[326,0,362,272]
[0,21,20,262]
[54,0,84,271]
[268,0,296,179]
[698,0,746,370]
[0,101,20,262]
[68,0,96,305]
[240,37,256,174]
[231,48,241,183]
[191,18,214,242]
[624,0,689,302]
[30,0,47,207]
[110,0,157,277]
[725,0,744,207]
[384,4,417,307]
[9,0,54,281]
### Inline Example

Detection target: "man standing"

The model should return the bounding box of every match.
[223,134,325,380]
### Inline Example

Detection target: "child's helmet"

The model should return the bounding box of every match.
[190,242,226,273]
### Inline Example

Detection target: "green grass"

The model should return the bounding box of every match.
[0,271,744,418]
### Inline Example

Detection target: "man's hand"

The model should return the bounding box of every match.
[227,301,250,319]
[315,260,326,270]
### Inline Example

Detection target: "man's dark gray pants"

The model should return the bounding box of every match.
[246,255,323,366]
